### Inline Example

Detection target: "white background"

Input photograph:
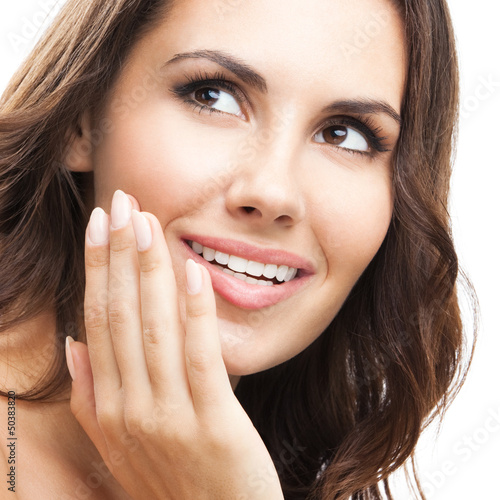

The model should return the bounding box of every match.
[1,2,499,498]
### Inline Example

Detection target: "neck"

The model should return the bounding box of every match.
[0,309,61,395]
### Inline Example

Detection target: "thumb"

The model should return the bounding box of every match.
[65,337,109,459]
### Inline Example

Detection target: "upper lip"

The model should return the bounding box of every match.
[182,234,316,275]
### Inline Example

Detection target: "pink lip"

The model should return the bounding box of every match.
[181,235,316,274]
[180,236,316,310]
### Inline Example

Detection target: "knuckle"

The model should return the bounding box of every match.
[123,410,146,437]
[107,301,132,327]
[159,419,193,447]
[139,257,161,274]
[85,248,109,269]
[185,349,213,374]
[199,421,233,454]
[142,323,164,346]
[187,303,209,320]
[110,232,133,255]
[84,301,107,331]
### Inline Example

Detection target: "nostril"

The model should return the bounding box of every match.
[242,206,256,214]
[276,214,293,225]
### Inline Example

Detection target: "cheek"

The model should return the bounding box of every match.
[92,104,238,216]
[312,168,393,277]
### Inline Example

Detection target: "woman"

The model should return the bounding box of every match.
[0,0,475,498]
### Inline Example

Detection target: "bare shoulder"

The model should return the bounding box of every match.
[0,396,133,500]
[0,394,70,499]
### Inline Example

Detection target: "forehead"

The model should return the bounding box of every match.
[137,0,406,110]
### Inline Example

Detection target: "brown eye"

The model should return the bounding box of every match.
[323,125,348,145]
[194,88,220,106]
[192,87,242,116]
[314,124,369,152]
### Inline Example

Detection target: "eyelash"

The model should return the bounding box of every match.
[170,70,391,158]
[171,70,245,113]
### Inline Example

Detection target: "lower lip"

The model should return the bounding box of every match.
[181,240,313,309]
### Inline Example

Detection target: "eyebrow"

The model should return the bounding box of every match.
[164,49,402,126]
[322,99,402,125]
[165,49,268,93]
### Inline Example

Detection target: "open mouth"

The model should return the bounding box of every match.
[186,240,299,286]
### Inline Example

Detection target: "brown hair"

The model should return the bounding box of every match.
[0,0,477,498]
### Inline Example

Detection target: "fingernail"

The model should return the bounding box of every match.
[111,190,132,229]
[89,207,109,245]
[65,336,76,381]
[186,259,203,295]
[131,210,152,251]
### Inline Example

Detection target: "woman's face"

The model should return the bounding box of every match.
[86,0,405,376]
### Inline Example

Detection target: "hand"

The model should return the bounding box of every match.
[66,190,284,500]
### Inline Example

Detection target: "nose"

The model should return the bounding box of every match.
[225,131,306,229]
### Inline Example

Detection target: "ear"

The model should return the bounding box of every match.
[63,110,94,172]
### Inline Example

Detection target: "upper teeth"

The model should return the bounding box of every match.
[190,241,298,284]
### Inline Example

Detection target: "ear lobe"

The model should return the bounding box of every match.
[63,110,94,172]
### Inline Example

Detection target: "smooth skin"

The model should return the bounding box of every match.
[0,0,406,498]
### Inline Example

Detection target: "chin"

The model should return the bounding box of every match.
[219,333,291,377]
[220,340,262,377]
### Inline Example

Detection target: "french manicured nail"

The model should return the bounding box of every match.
[186,259,203,295]
[89,207,109,245]
[65,336,76,381]
[111,190,132,229]
[131,210,152,251]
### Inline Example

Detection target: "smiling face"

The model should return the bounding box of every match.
[82,0,406,376]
